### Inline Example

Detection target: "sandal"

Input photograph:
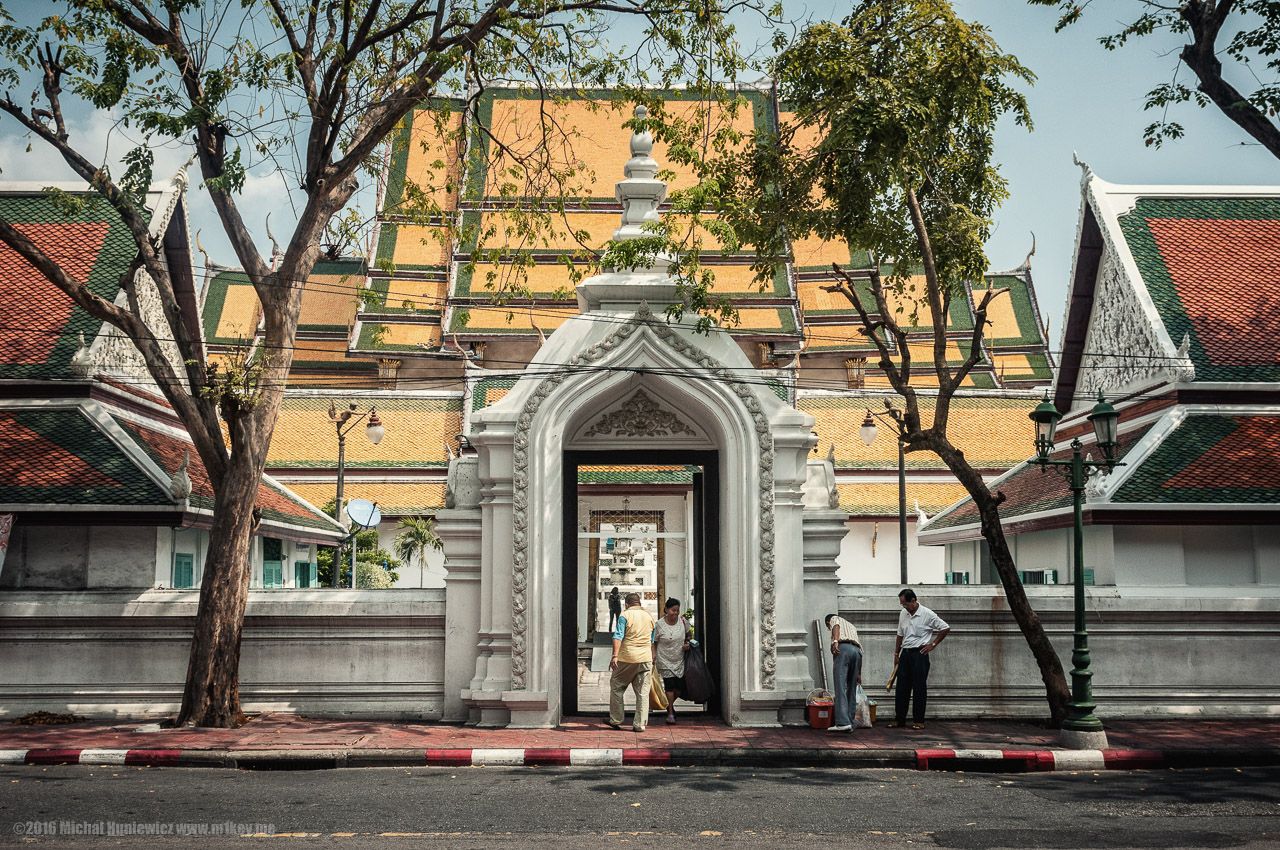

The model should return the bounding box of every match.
[912,722,926,730]
[666,713,676,725]
[887,721,907,728]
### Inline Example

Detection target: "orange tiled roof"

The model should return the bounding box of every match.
[298,262,364,330]
[0,222,110,369]
[267,396,463,468]
[799,392,1038,470]
[836,480,972,515]
[481,95,760,200]
[451,304,578,334]
[281,479,447,515]
[1117,198,1280,382]
[388,224,453,267]
[388,108,464,215]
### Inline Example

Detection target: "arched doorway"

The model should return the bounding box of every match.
[561,449,721,718]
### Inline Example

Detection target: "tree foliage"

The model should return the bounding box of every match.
[710,0,1073,724]
[0,0,777,727]
[1030,0,1280,157]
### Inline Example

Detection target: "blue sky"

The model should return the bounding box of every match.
[2,0,1276,348]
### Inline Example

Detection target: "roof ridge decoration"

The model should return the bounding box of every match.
[611,105,671,267]
[1067,171,1188,406]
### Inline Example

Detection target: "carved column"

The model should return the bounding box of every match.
[438,454,482,722]
[769,419,821,725]
[801,455,848,704]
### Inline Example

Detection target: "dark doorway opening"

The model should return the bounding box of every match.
[562,449,721,719]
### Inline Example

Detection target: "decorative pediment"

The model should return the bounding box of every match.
[1074,247,1171,404]
[582,390,698,439]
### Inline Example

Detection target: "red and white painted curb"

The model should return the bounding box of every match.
[1,749,183,767]
[0,746,1182,770]
[914,749,1166,771]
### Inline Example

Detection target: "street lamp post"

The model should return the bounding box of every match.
[328,402,386,588]
[1028,390,1121,749]
[858,407,908,586]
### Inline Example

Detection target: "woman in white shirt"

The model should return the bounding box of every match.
[654,598,694,724]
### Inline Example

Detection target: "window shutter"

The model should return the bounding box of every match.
[173,553,194,589]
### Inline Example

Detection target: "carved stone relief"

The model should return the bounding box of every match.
[91,268,188,389]
[583,390,697,438]
[508,304,778,690]
[1076,249,1166,403]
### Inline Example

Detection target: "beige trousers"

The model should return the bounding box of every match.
[608,661,652,729]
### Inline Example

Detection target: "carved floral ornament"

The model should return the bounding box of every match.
[583,390,697,438]
[507,304,778,691]
[1077,248,1167,400]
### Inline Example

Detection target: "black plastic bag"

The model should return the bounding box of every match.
[683,645,716,705]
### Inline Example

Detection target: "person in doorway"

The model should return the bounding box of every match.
[824,613,863,733]
[607,592,656,732]
[654,598,693,725]
[891,588,950,729]
[607,587,622,634]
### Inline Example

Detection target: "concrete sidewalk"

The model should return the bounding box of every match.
[2,714,1278,772]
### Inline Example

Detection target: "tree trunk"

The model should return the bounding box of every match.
[926,436,1071,726]
[173,456,262,727]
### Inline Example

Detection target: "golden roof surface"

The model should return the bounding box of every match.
[267,396,463,468]
[380,277,448,313]
[482,96,758,200]
[836,480,973,515]
[214,283,262,341]
[398,109,464,213]
[298,269,363,329]
[800,393,1037,469]
[282,479,447,515]
[452,304,578,334]
[389,224,453,267]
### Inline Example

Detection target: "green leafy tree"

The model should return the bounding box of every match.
[0,0,776,727]
[318,525,402,589]
[1031,0,1280,156]
[709,0,1073,724]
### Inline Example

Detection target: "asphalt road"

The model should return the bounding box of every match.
[2,765,1278,849]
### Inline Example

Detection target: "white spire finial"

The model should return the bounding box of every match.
[70,332,93,377]
[170,450,193,502]
[612,105,668,251]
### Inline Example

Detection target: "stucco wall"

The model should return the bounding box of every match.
[837,584,1280,718]
[0,589,447,720]
[1,525,155,589]
[838,520,945,585]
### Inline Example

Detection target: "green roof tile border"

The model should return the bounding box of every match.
[1118,198,1280,383]
[0,194,142,378]
[0,409,171,506]
[1113,415,1280,504]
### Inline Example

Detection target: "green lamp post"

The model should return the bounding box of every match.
[1029,390,1122,749]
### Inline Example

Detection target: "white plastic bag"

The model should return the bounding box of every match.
[853,684,873,728]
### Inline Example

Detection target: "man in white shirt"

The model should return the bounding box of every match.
[891,588,950,729]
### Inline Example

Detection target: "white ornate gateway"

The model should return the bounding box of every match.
[435,108,844,727]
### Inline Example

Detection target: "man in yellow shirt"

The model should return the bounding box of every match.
[606,592,656,732]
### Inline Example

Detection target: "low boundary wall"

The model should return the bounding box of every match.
[837,584,1280,719]
[0,589,447,720]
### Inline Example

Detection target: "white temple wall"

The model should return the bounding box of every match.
[1113,524,1279,587]
[837,584,1280,718]
[836,520,944,585]
[0,589,446,720]
[0,525,155,589]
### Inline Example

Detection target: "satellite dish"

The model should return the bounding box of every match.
[346,498,381,529]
